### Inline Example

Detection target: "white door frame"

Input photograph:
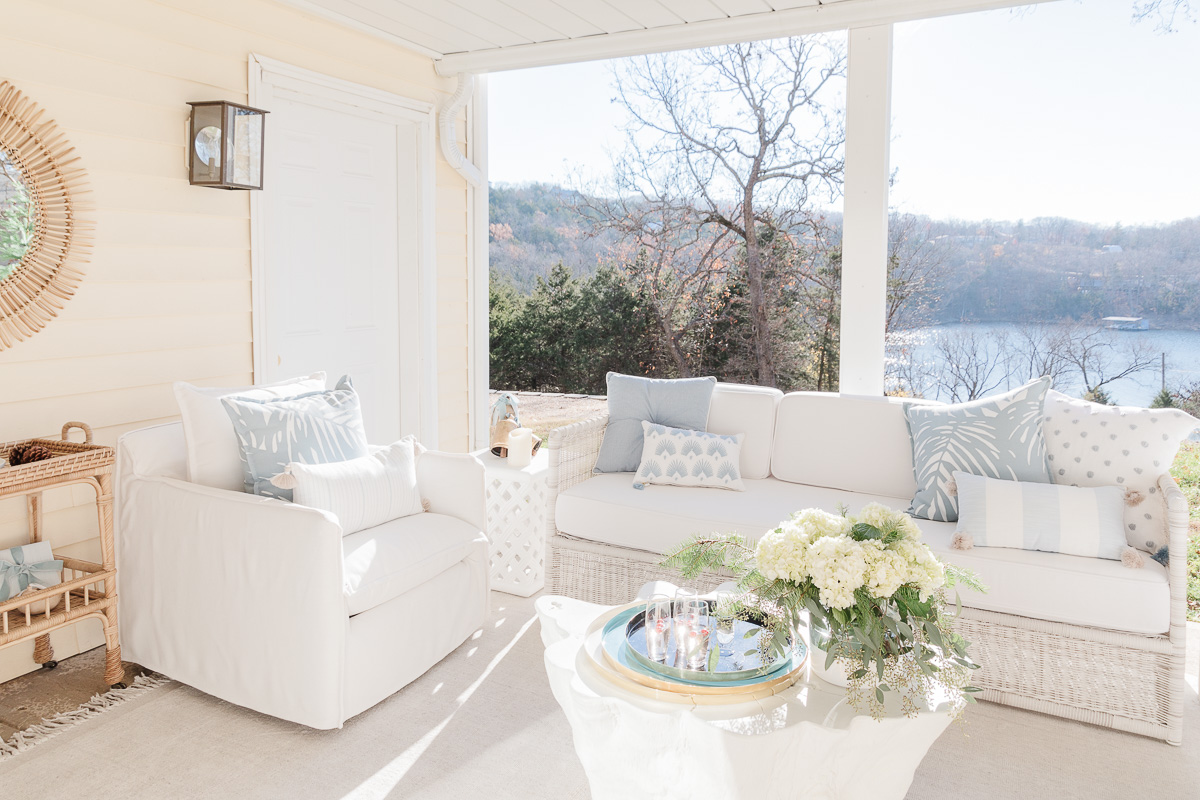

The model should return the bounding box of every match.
[249,54,439,446]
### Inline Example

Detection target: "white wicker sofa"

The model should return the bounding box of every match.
[545,383,1190,745]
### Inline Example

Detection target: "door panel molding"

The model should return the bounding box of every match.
[249,54,439,446]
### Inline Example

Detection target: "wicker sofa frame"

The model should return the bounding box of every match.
[544,414,1188,746]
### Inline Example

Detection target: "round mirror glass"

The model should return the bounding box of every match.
[0,150,35,282]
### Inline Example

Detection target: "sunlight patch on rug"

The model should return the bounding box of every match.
[341,616,539,800]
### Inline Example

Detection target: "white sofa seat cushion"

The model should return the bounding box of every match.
[556,475,1169,635]
[342,512,487,616]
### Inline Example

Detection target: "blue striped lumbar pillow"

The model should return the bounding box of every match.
[952,471,1127,561]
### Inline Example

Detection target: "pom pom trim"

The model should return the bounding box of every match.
[951,532,974,551]
[1121,546,1145,570]
[269,466,298,490]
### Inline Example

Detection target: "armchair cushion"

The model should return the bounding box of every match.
[342,513,488,616]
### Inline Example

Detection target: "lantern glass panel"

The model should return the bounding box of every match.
[190,104,224,184]
[224,105,263,188]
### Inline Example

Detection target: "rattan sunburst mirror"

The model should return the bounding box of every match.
[0,80,91,350]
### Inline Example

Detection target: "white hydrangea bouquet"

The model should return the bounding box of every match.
[661,503,984,718]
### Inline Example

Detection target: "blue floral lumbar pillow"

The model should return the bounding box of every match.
[633,421,745,491]
[904,376,1052,522]
[222,375,369,501]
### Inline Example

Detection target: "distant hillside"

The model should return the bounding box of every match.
[488,183,619,292]
[489,182,1200,327]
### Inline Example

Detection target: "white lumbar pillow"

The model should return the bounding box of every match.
[633,421,745,491]
[173,372,326,491]
[287,437,424,535]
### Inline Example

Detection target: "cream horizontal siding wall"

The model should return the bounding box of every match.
[0,0,472,682]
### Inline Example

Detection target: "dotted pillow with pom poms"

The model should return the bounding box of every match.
[1042,390,1199,564]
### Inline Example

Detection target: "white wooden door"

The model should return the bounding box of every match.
[261,95,406,444]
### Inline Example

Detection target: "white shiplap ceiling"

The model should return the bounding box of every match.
[279,0,1052,74]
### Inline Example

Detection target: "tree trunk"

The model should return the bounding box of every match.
[742,188,776,387]
[657,312,692,378]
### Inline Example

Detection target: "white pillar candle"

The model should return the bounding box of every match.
[507,427,533,468]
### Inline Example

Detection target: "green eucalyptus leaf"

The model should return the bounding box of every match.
[850,522,883,541]
[707,646,720,672]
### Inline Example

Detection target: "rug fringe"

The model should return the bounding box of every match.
[0,673,172,761]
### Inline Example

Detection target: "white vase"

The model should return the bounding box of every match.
[811,644,851,688]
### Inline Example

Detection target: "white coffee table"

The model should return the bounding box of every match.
[536,588,955,800]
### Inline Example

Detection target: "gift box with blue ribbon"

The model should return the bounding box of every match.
[0,541,63,604]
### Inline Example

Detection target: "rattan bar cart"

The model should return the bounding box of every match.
[0,422,124,687]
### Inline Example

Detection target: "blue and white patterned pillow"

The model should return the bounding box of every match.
[905,377,1052,522]
[953,471,1128,561]
[634,421,745,491]
[222,376,369,500]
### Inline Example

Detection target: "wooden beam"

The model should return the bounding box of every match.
[433,0,1057,74]
[838,23,892,396]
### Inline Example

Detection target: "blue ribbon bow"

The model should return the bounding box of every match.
[0,546,63,603]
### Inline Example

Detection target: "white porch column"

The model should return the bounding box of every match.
[838,24,893,396]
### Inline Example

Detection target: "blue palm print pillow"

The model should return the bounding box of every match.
[905,377,1052,522]
[222,375,370,501]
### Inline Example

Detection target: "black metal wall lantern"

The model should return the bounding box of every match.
[187,101,268,190]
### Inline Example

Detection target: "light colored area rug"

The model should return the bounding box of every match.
[0,592,1196,800]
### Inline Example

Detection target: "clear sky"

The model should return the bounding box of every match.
[488,0,1200,226]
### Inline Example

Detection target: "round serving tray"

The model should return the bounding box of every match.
[622,608,795,684]
[590,603,808,700]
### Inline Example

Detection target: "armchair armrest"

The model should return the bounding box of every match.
[116,455,348,728]
[546,415,608,535]
[417,451,486,533]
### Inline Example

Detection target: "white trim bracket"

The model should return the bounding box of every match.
[439,73,483,188]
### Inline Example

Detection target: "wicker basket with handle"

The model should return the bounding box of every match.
[0,422,115,494]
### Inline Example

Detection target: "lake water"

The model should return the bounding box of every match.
[896,323,1200,407]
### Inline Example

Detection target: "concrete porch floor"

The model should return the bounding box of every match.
[0,592,1197,799]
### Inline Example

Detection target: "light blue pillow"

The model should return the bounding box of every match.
[905,376,1052,522]
[594,373,717,473]
[953,471,1128,560]
[634,421,745,491]
[222,376,369,500]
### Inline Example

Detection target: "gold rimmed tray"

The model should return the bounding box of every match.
[582,602,808,705]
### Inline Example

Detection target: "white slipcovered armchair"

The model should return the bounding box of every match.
[115,422,489,730]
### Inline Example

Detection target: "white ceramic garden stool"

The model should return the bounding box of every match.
[473,448,550,596]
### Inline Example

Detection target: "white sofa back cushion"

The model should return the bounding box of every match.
[771,393,925,498]
[706,383,782,480]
